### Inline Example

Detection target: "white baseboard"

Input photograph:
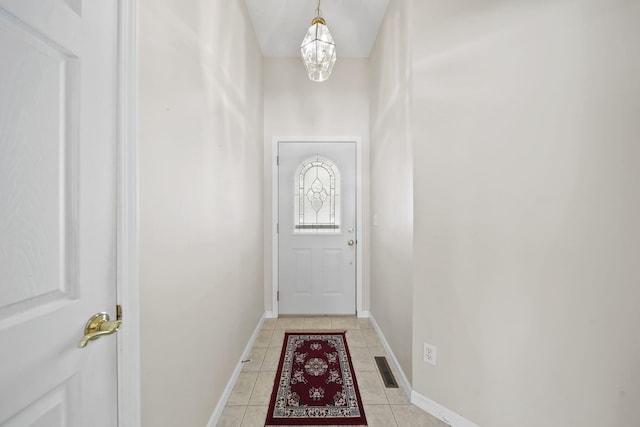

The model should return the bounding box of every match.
[206,312,266,427]
[367,313,412,399]
[368,313,480,427]
[357,309,370,319]
[265,310,277,319]
[411,391,480,427]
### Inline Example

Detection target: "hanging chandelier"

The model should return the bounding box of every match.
[300,0,336,82]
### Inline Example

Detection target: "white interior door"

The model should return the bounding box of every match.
[0,0,119,425]
[278,141,357,315]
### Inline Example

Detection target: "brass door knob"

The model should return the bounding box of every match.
[78,312,121,348]
[347,240,355,246]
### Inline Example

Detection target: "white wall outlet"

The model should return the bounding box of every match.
[423,342,437,365]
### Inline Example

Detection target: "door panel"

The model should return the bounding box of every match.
[4,379,80,427]
[322,249,342,294]
[278,142,357,315]
[0,4,79,314]
[0,0,118,425]
[294,249,313,294]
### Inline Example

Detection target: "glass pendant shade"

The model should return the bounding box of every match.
[300,17,336,82]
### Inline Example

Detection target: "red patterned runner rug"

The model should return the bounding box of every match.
[265,332,367,426]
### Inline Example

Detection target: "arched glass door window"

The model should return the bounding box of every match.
[294,155,341,234]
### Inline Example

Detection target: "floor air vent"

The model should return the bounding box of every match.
[374,356,399,388]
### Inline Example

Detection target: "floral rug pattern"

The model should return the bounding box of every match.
[266,332,367,426]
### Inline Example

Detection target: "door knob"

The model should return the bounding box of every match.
[78,312,121,348]
[347,240,355,246]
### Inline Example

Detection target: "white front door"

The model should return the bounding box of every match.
[0,0,119,425]
[278,141,357,315]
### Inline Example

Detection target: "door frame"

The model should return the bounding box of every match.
[116,0,140,425]
[271,137,363,317]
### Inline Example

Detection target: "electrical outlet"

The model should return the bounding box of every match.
[423,343,437,365]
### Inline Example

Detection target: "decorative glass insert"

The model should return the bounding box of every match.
[294,155,340,233]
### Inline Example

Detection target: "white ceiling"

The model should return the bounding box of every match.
[244,0,389,58]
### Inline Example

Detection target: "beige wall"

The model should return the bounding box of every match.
[136,0,640,425]
[412,1,640,426]
[139,0,264,425]
[263,58,370,314]
[368,0,414,381]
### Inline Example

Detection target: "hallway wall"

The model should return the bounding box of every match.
[139,1,264,425]
[263,58,370,315]
[411,1,640,426]
[369,0,414,382]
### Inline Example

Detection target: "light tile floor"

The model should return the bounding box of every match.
[217,316,449,427]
